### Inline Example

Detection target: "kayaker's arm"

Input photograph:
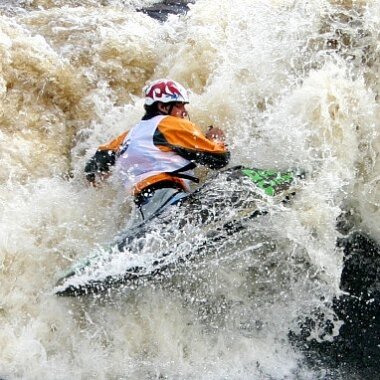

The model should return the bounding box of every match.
[84,150,116,183]
[171,146,230,169]
[84,130,129,185]
[154,117,230,169]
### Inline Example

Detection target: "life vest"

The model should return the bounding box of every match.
[116,115,195,194]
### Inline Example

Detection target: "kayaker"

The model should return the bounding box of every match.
[84,78,230,222]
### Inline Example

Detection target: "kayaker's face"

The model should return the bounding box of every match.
[170,102,188,119]
[158,102,188,119]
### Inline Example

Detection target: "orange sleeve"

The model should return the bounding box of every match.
[154,116,230,169]
[98,130,129,152]
[157,117,228,153]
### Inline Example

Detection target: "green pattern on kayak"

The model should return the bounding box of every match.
[241,168,295,196]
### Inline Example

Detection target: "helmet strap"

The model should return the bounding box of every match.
[167,103,175,115]
[157,102,171,116]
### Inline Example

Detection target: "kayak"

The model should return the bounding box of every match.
[54,166,304,296]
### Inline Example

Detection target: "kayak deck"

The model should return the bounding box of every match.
[54,166,303,296]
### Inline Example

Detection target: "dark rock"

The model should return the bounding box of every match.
[332,231,380,369]
[138,0,196,22]
[291,231,380,377]
[338,231,380,299]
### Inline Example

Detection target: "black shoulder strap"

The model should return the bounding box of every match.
[166,162,199,183]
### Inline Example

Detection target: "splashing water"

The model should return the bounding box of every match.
[1,0,380,378]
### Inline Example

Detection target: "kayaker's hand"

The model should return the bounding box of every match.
[206,126,226,142]
[85,172,111,188]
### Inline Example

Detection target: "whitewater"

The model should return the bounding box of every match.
[1,0,380,379]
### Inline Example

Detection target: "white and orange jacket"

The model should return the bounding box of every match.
[85,115,230,196]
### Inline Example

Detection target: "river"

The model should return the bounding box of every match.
[1,0,380,379]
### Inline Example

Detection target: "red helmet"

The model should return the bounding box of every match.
[143,79,189,106]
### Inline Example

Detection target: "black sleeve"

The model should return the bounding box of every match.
[84,150,116,182]
[171,147,230,169]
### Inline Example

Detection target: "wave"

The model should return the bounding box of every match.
[1,1,380,379]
